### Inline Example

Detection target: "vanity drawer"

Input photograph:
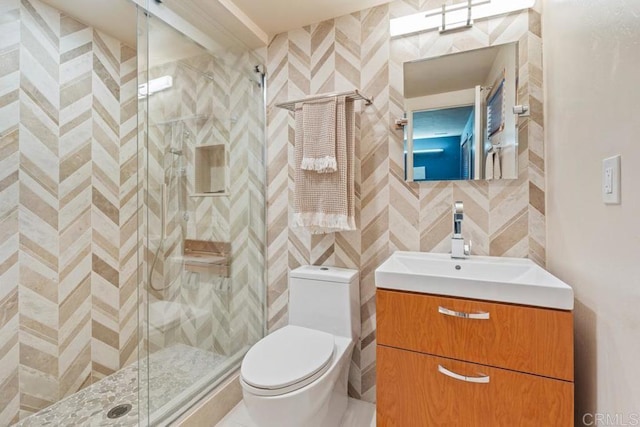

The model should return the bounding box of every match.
[376,289,573,381]
[377,345,574,427]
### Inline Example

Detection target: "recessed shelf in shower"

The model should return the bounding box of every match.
[193,142,228,196]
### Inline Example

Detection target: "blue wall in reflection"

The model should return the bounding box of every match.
[407,136,462,181]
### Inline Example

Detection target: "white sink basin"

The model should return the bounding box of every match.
[375,252,574,310]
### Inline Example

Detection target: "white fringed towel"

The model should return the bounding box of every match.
[493,150,502,179]
[485,151,495,180]
[301,98,338,173]
[293,96,356,234]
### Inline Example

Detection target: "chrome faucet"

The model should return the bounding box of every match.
[451,201,471,259]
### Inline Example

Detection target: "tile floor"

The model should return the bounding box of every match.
[215,398,376,427]
[15,344,225,426]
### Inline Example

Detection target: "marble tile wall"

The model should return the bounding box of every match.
[144,46,265,358]
[0,0,21,423]
[266,0,544,402]
[145,54,234,355]
[0,0,137,423]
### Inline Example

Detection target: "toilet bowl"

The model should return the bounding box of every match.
[240,266,360,427]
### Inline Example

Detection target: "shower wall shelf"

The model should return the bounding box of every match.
[183,240,230,277]
[192,142,228,197]
[275,89,373,111]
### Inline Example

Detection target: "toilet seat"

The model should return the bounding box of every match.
[241,325,335,396]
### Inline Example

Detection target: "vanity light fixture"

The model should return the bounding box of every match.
[390,0,535,38]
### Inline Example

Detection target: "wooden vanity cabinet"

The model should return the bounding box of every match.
[376,289,574,426]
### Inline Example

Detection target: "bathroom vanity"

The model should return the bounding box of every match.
[374,252,574,426]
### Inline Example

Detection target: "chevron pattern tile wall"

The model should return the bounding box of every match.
[0,0,21,423]
[266,0,545,402]
[0,0,137,422]
[58,10,92,400]
[143,45,265,359]
[118,43,138,375]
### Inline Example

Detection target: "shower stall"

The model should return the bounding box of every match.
[137,10,267,425]
[0,0,266,425]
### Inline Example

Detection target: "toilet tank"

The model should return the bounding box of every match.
[289,266,360,340]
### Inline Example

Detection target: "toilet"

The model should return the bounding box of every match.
[240,266,360,427]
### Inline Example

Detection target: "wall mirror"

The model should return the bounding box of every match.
[403,42,521,182]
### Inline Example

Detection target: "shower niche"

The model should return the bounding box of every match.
[193,142,228,196]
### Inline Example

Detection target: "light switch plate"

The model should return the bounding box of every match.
[602,155,621,204]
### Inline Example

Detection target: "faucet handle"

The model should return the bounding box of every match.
[464,240,472,256]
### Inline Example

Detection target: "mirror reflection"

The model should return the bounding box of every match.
[403,42,520,182]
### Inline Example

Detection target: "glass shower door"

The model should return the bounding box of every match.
[137,9,266,426]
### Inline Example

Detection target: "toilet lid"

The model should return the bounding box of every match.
[241,325,335,390]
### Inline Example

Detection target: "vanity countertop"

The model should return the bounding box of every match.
[375,251,574,310]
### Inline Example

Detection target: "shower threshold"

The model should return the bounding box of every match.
[14,344,243,427]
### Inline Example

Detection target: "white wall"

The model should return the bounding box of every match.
[544,0,640,424]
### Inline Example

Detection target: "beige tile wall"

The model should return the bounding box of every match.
[0,0,21,423]
[143,47,265,358]
[0,0,137,422]
[266,0,544,402]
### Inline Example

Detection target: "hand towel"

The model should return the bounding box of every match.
[301,97,338,173]
[493,150,502,179]
[293,97,356,234]
[485,151,495,180]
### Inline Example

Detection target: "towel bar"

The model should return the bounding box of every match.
[276,89,373,111]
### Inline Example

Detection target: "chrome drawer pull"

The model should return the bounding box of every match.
[438,306,490,320]
[438,365,490,384]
